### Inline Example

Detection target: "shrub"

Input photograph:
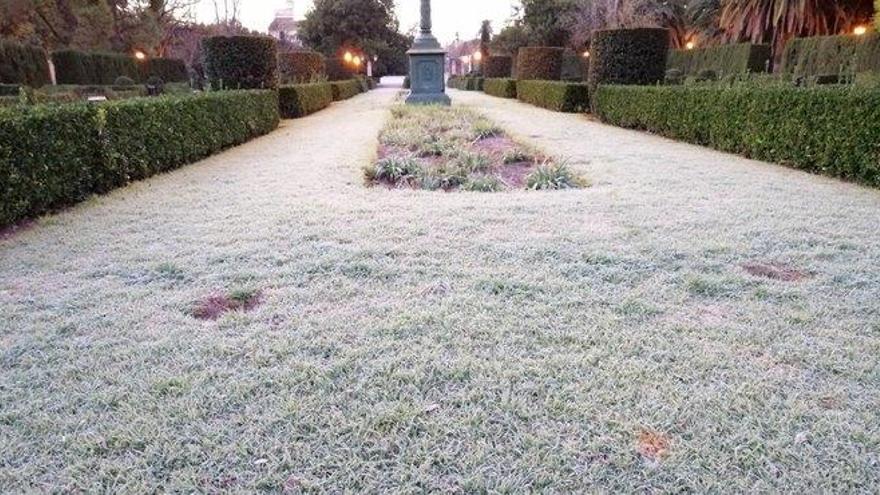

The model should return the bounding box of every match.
[202,36,278,89]
[0,90,278,226]
[330,79,361,101]
[517,80,590,112]
[0,84,21,96]
[279,51,326,84]
[114,76,136,87]
[667,43,771,78]
[525,163,586,190]
[594,84,880,186]
[484,55,513,78]
[0,40,51,87]
[326,59,354,81]
[53,50,141,85]
[561,49,587,81]
[782,33,880,79]
[588,28,669,93]
[483,78,517,98]
[517,47,565,80]
[665,69,684,85]
[465,77,484,91]
[278,83,333,118]
[139,58,188,83]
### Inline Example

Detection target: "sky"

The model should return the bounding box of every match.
[194,0,518,45]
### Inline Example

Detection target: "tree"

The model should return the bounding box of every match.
[298,0,409,76]
[876,0,880,31]
[477,19,491,71]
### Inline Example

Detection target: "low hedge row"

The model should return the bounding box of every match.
[0,40,51,87]
[782,33,880,79]
[0,90,279,227]
[668,43,771,77]
[483,78,517,98]
[330,79,362,101]
[594,85,880,186]
[278,83,333,118]
[448,76,483,90]
[517,80,590,112]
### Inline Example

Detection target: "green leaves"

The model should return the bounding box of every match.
[516,80,589,113]
[202,36,279,91]
[278,83,334,118]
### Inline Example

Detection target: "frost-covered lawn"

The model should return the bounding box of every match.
[1,87,879,492]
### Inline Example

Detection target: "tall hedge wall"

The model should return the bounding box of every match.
[517,47,565,80]
[0,90,279,227]
[667,43,771,77]
[278,83,333,118]
[782,33,880,79]
[52,51,187,85]
[279,51,326,84]
[517,80,590,112]
[202,36,278,90]
[0,40,51,87]
[594,85,880,186]
[484,56,513,78]
[326,59,355,81]
[588,28,669,92]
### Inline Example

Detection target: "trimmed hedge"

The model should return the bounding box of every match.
[594,85,880,185]
[278,83,333,118]
[668,43,771,77]
[484,56,513,78]
[202,36,278,90]
[279,51,326,84]
[52,50,187,85]
[483,78,517,98]
[0,90,279,227]
[782,33,880,79]
[517,80,590,112]
[588,28,669,92]
[517,47,564,80]
[0,40,51,87]
[326,59,355,81]
[330,79,362,101]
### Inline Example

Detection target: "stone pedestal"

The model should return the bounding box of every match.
[406,0,451,106]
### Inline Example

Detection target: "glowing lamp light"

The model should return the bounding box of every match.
[344,51,353,63]
[473,51,483,62]
[854,25,867,36]
[353,55,362,67]
[134,51,146,60]
[582,50,590,58]
[685,41,696,50]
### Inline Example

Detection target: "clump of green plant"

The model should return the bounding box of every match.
[454,151,491,173]
[525,162,587,190]
[463,175,503,192]
[472,119,503,140]
[364,156,422,184]
[502,148,535,164]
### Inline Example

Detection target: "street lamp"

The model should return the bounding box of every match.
[854,25,867,36]
[344,51,353,63]
[582,50,590,58]
[685,40,696,50]
[134,50,146,60]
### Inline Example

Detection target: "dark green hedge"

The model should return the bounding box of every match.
[330,79,362,101]
[278,83,333,118]
[326,59,355,81]
[0,90,278,226]
[668,43,771,77]
[517,80,590,112]
[483,78,517,98]
[588,28,669,92]
[594,84,880,185]
[517,47,565,80]
[202,36,278,90]
[52,51,187,85]
[0,40,51,87]
[484,56,513,78]
[782,33,880,79]
[279,51,326,84]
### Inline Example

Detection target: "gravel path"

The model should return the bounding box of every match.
[1,84,879,492]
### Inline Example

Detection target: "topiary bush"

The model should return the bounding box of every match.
[278,83,333,118]
[594,84,880,186]
[330,79,362,101]
[484,56,513,78]
[587,28,669,93]
[782,33,880,79]
[517,80,590,112]
[667,43,771,78]
[202,36,278,90]
[0,90,279,227]
[326,58,355,81]
[517,47,565,80]
[139,57,188,83]
[0,40,51,87]
[53,50,141,85]
[279,51,326,84]
[483,78,517,98]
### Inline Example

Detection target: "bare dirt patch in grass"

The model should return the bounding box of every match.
[637,429,671,462]
[365,105,586,191]
[192,289,263,320]
[742,262,811,282]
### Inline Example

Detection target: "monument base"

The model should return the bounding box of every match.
[406,45,450,106]
[405,91,451,106]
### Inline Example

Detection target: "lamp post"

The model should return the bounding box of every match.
[405,0,451,105]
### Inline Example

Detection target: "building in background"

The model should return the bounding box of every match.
[268,6,301,47]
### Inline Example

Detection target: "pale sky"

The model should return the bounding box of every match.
[193,0,518,45]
